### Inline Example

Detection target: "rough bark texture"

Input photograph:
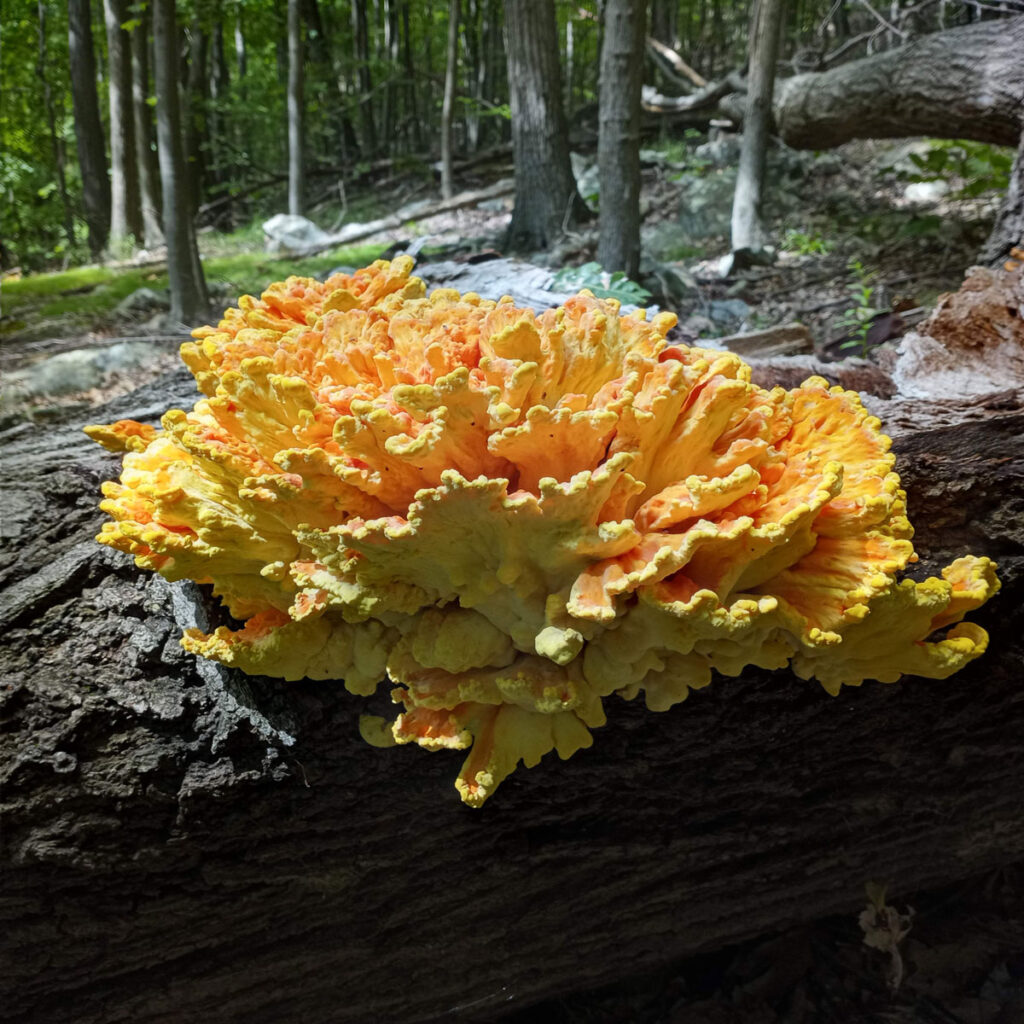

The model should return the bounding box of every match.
[2,268,1023,1024]
[772,16,1024,150]
[983,129,1024,267]
[440,0,459,200]
[67,0,110,257]
[503,0,589,251]
[596,0,645,277]
[152,0,208,324]
[731,0,784,256]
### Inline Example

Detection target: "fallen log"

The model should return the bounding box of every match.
[771,16,1024,150]
[644,17,1024,148]
[286,178,515,257]
[1,262,1023,1023]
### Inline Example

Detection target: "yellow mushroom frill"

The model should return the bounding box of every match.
[86,258,999,806]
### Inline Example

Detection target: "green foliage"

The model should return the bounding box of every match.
[3,240,388,341]
[887,139,1013,199]
[836,259,881,357]
[781,228,831,256]
[551,262,653,304]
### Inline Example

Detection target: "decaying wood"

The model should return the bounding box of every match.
[771,16,1024,150]
[2,265,1023,1023]
[715,321,813,358]
[645,17,1024,149]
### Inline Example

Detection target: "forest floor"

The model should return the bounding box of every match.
[1,134,1020,1023]
[1,133,1002,431]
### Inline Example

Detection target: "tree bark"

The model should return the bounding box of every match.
[596,0,645,277]
[130,7,164,248]
[731,0,785,257]
[440,0,460,199]
[982,127,1024,267]
[67,0,111,257]
[2,264,1023,1024]
[287,0,305,216]
[772,16,1024,150]
[503,0,589,251]
[182,19,209,217]
[104,0,142,247]
[152,0,208,324]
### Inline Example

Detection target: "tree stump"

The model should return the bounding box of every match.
[2,265,1023,1024]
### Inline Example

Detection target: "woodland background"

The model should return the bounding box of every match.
[2,2,1024,1023]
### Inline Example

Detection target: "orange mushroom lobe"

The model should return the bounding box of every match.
[87,258,999,804]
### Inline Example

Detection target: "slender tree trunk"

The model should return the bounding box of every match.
[207,20,231,203]
[381,0,399,147]
[68,0,110,257]
[597,0,645,277]
[287,0,305,215]
[152,0,209,324]
[130,8,164,248]
[462,0,481,152]
[731,0,785,256]
[301,0,358,165]
[440,0,460,198]
[104,0,142,247]
[503,0,589,251]
[37,0,76,253]
[352,0,376,157]
[234,12,246,81]
[183,20,209,217]
[401,0,422,152]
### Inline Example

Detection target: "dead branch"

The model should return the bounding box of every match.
[646,37,707,88]
[641,70,745,114]
[287,180,515,257]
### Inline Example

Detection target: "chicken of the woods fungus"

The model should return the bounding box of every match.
[87,258,999,806]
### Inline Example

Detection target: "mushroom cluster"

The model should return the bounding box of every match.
[88,258,998,805]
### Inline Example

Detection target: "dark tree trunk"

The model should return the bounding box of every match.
[503,0,589,251]
[2,265,1023,1024]
[182,19,209,216]
[130,7,164,248]
[596,0,645,277]
[440,0,460,199]
[37,0,76,254]
[104,0,142,246]
[771,16,1024,149]
[352,0,377,157]
[731,0,785,257]
[982,127,1024,266]
[287,0,305,216]
[68,0,111,257]
[152,0,209,324]
[401,0,423,153]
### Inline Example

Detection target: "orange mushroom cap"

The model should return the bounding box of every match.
[87,258,999,805]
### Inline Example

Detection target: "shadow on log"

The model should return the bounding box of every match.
[2,264,1023,1023]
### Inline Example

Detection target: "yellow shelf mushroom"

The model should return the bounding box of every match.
[87,258,999,806]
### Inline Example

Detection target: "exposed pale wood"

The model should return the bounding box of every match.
[716,321,814,357]
[646,36,707,88]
